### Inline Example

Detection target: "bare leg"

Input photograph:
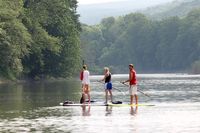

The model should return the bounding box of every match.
[134,94,138,105]
[130,95,134,104]
[109,90,113,102]
[85,85,90,104]
[82,85,86,104]
[82,93,85,104]
[105,90,108,103]
[88,93,90,104]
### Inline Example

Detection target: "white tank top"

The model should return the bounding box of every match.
[82,70,90,85]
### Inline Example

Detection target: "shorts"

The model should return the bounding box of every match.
[104,82,112,90]
[129,85,137,95]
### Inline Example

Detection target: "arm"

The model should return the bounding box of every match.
[122,72,133,84]
[101,72,109,81]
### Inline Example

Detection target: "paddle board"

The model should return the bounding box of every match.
[60,102,155,107]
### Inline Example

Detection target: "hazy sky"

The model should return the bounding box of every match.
[77,0,174,5]
[77,0,125,5]
[77,0,176,24]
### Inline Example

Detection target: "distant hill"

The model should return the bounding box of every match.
[77,0,174,25]
[141,0,200,20]
[77,0,200,25]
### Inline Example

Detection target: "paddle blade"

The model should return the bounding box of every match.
[80,94,84,103]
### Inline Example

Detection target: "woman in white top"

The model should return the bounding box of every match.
[81,65,90,103]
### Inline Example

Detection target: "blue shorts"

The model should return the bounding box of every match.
[104,82,112,90]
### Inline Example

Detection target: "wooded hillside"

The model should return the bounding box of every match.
[80,9,200,74]
[0,0,81,80]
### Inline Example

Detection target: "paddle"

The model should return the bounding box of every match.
[80,93,84,104]
[120,82,151,98]
[97,80,125,95]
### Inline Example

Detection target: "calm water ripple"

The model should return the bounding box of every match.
[0,74,200,132]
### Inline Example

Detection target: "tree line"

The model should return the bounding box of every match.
[0,0,81,80]
[80,8,200,74]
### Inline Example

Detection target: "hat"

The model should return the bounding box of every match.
[129,64,134,67]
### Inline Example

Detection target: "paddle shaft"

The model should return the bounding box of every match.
[121,82,151,98]
[97,80,125,95]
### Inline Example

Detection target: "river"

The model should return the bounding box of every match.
[0,74,200,132]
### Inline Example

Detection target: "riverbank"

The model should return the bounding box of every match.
[0,78,10,84]
[0,77,76,85]
[0,79,25,84]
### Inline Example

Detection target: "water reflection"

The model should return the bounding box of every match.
[81,105,91,116]
[1,74,200,133]
[105,106,112,116]
[130,106,138,116]
[0,80,81,112]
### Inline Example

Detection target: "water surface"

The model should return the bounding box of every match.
[0,74,200,132]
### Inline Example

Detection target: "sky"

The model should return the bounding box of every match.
[77,0,175,24]
[77,0,174,5]
[77,0,125,5]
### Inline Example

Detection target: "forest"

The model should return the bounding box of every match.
[0,0,81,80]
[1,0,200,81]
[80,9,200,74]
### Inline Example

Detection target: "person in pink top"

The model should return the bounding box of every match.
[81,65,90,104]
[122,64,138,105]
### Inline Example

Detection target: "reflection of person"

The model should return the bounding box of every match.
[81,105,91,116]
[122,64,138,105]
[130,106,138,116]
[105,106,112,116]
[101,67,113,104]
[81,65,90,104]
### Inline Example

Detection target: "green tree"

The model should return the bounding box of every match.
[155,17,181,70]
[191,60,200,74]
[80,9,200,73]
[0,0,31,79]
[171,9,200,70]
[80,25,105,72]
[22,0,81,79]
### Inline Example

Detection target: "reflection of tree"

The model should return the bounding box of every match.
[81,105,91,116]
[130,106,138,116]
[105,106,112,116]
[0,83,25,118]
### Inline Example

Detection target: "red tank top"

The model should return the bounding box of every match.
[130,69,137,85]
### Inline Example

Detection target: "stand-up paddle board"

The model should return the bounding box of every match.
[60,100,155,107]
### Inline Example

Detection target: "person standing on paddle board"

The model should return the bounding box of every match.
[122,64,138,105]
[80,67,84,103]
[100,67,113,104]
[81,65,91,104]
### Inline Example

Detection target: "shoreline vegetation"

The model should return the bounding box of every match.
[1,72,200,84]
[0,77,74,84]
[191,61,200,74]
